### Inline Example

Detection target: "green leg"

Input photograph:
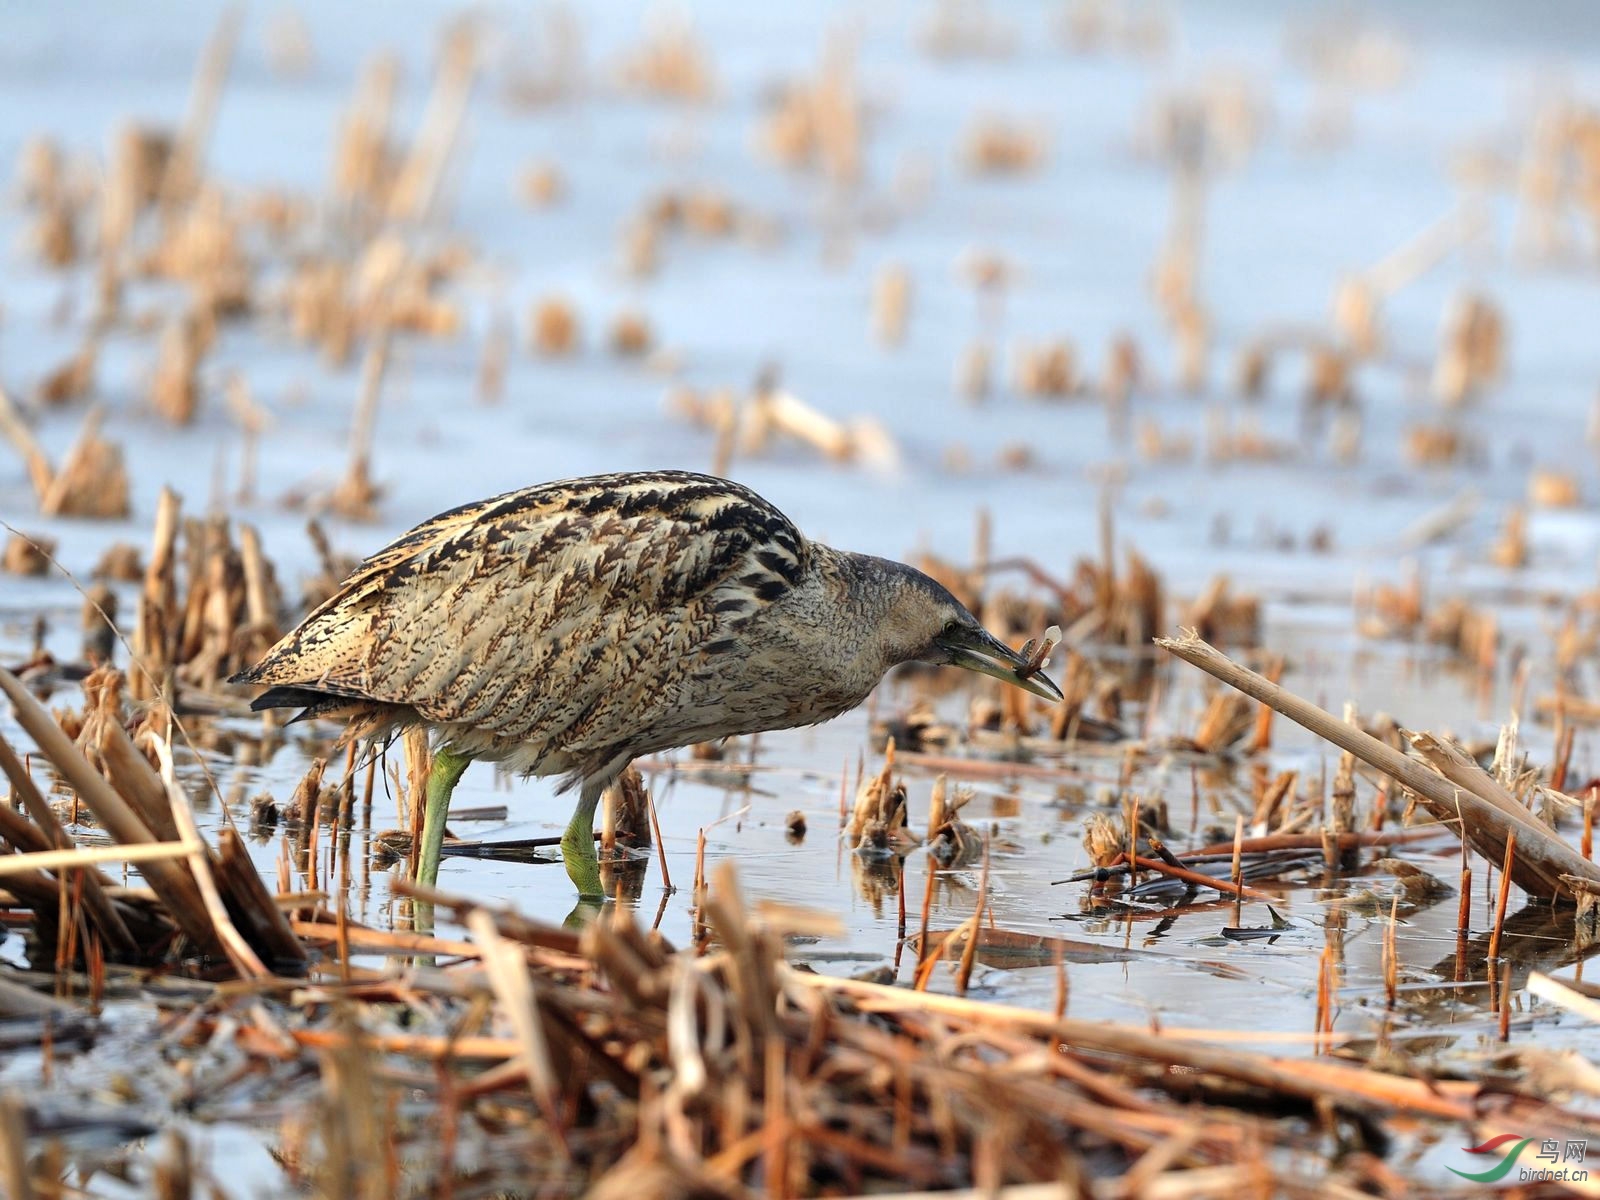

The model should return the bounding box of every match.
[561,777,606,900]
[418,748,471,889]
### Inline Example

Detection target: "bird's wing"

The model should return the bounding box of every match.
[236,472,807,749]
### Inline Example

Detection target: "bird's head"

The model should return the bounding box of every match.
[865,557,1065,703]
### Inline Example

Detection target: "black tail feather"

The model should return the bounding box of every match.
[249,685,355,723]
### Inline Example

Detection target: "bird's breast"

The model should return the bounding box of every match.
[671,623,879,739]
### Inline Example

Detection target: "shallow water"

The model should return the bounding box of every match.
[4,0,1600,1191]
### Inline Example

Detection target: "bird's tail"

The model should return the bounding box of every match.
[247,685,357,723]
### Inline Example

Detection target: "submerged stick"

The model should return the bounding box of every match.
[1156,634,1600,901]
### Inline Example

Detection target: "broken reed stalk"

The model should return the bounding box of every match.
[1126,795,1140,885]
[1365,205,1488,298]
[336,326,389,517]
[693,827,707,899]
[1053,945,1069,1020]
[158,5,241,209]
[0,841,199,875]
[217,826,307,969]
[645,785,671,891]
[1553,725,1576,793]
[1157,634,1600,901]
[465,909,568,1146]
[24,847,1589,1192]
[38,406,123,517]
[0,385,53,498]
[1187,827,1441,857]
[133,486,182,702]
[1487,831,1517,962]
[3,667,303,971]
[478,307,510,402]
[1408,731,1599,896]
[151,735,268,979]
[0,810,66,911]
[955,832,991,996]
[895,859,907,953]
[1383,893,1399,1009]
[788,971,1478,1120]
[1249,656,1283,752]
[1499,962,1513,1041]
[0,732,137,956]
[914,852,936,981]
[92,708,181,843]
[1317,943,1336,1045]
[292,920,481,960]
[0,667,223,955]
[0,1092,30,1200]
[1529,972,1600,1024]
[238,524,273,633]
[386,22,476,224]
[1229,815,1244,927]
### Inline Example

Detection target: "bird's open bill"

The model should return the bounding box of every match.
[936,626,1066,702]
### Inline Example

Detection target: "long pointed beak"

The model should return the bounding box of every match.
[939,626,1065,703]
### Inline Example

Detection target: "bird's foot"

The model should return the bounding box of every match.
[561,828,607,902]
[562,898,606,929]
[418,748,471,889]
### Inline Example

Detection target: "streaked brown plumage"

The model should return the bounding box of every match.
[232,470,1061,897]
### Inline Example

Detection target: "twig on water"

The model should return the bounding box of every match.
[1157,633,1600,901]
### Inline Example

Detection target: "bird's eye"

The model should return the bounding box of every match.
[941,619,962,638]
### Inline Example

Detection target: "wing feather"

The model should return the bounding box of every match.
[233,472,808,760]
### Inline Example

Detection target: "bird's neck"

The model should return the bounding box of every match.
[799,546,918,682]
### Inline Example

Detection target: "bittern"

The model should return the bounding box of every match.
[232,471,1062,898]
